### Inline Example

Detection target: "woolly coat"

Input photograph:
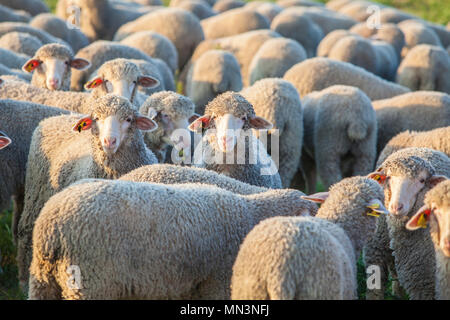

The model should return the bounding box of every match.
[17,95,158,290]
[0,31,42,56]
[28,179,317,300]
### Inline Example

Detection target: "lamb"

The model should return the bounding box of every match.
[397,20,442,58]
[189,92,282,189]
[240,78,304,188]
[0,0,49,16]
[113,8,205,69]
[29,13,90,53]
[181,30,280,88]
[283,57,410,100]
[119,31,179,74]
[0,63,30,81]
[248,37,307,85]
[69,41,156,92]
[212,0,245,12]
[0,22,68,46]
[28,177,317,300]
[244,1,283,23]
[0,130,11,149]
[270,9,324,58]
[0,4,30,22]
[231,176,388,300]
[364,147,450,300]
[373,91,450,154]
[17,94,159,289]
[0,96,69,243]
[396,44,450,94]
[292,85,377,193]
[200,8,270,40]
[0,48,29,70]
[378,127,450,167]
[0,31,43,56]
[21,43,91,91]
[139,91,198,163]
[170,0,216,20]
[406,179,450,300]
[55,0,157,41]
[185,50,243,114]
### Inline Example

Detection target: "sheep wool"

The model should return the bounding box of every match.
[0,31,43,56]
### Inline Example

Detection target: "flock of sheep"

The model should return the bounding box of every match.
[0,0,449,300]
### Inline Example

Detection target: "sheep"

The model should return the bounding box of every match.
[0,22,68,46]
[240,78,303,188]
[119,31,178,74]
[123,0,163,5]
[28,177,317,300]
[212,0,245,12]
[185,50,243,115]
[55,0,158,41]
[316,29,350,57]
[138,91,198,163]
[29,14,90,53]
[336,0,378,22]
[277,0,325,8]
[248,37,307,85]
[130,58,175,93]
[0,63,31,81]
[0,31,43,56]
[200,7,270,40]
[244,1,283,23]
[406,179,450,300]
[0,4,30,22]
[69,41,156,92]
[171,0,217,7]
[396,44,450,94]
[0,48,29,70]
[0,96,69,243]
[373,91,450,154]
[16,94,159,289]
[113,8,205,70]
[283,57,410,100]
[21,43,91,91]
[365,147,450,300]
[325,0,352,11]
[270,9,324,58]
[189,92,282,189]
[0,130,11,150]
[349,23,405,61]
[171,0,216,20]
[0,0,49,16]
[377,127,450,167]
[397,20,442,58]
[292,85,377,193]
[231,176,388,300]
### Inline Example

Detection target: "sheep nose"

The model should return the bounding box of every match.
[103,137,117,148]
[48,78,60,89]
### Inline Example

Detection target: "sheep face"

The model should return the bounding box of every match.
[23,56,90,90]
[0,130,11,150]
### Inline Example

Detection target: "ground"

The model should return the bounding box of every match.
[1,0,445,300]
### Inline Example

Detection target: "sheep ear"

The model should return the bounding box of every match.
[22,59,41,73]
[188,113,201,124]
[136,116,158,132]
[249,116,273,130]
[0,135,11,149]
[428,175,447,188]
[147,107,158,120]
[137,76,159,88]
[301,192,329,204]
[188,115,211,133]
[73,117,93,132]
[368,169,387,185]
[70,58,91,71]
[84,77,103,90]
[406,205,432,231]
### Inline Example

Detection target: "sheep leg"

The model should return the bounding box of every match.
[11,189,24,245]
[315,150,342,190]
[28,274,62,300]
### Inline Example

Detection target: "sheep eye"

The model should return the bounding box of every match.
[126,118,132,122]
[419,178,426,184]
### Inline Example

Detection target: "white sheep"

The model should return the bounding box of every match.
[240,78,304,188]
[0,4,30,22]
[397,20,442,58]
[0,0,49,16]
[170,0,216,20]
[0,22,68,46]
[365,147,450,300]
[212,0,244,12]
[28,178,317,300]
[231,176,388,299]
[0,47,28,70]
[406,179,450,300]
[185,49,243,114]
[244,1,283,23]
[0,31,43,56]
[283,57,410,100]
[16,94,159,290]
[189,92,282,188]
[0,62,30,81]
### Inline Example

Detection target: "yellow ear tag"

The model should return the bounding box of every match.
[76,119,92,133]
[417,210,431,228]
[25,60,40,72]
[366,202,382,217]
